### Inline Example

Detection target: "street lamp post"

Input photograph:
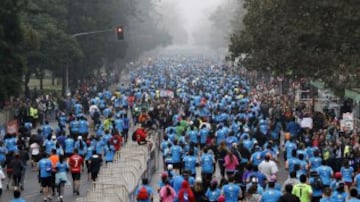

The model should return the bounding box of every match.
[64,28,118,95]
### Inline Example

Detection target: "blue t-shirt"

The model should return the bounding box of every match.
[183,155,197,175]
[340,166,354,183]
[64,138,75,154]
[11,198,26,202]
[199,128,209,144]
[104,145,115,162]
[171,145,182,163]
[56,162,68,172]
[222,183,241,202]
[284,141,297,159]
[316,166,333,185]
[205,188,221,202]
[251,151,263,167]
[260,188,282,202]
[201,153,214,174]
[331,191,348,202]
[39,158,52,178]
[172,175,184,194]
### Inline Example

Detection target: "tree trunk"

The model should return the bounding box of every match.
[52,72,55,85]
[39,76,43,91]
[24,71,31,99]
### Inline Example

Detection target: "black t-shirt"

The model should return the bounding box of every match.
[278,193,300,202]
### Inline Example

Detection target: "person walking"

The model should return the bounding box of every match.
[159,180,176,202]
[136,178,154,202]
[11,190,26,202]
[292,174,313,202]
[9,153,25,191]
[55,155,69,201]
[278,184,300,202]
[69,149,83,195]
[38,153,53,202]
[89,151,102,181]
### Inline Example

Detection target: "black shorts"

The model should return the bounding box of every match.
[32,154,40,163]
[65,153,73,158]
[40,177,52,187]
[71,173,81,180]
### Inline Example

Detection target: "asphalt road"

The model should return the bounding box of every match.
[1,121,91,202]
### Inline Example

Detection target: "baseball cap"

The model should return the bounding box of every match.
[334,172,342,179]
[167,164,173,170]
[218,195,225,202]
[161,172,168,178]
[51,135,56,140]
[78,136,82,140]
[195,177,202,183]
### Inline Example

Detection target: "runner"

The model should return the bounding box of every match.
[38,153,53,202]
[69,149,83,195]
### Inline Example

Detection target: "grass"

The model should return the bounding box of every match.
[28,78,62,91]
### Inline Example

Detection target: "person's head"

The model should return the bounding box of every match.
[74,148,78,154]
[300,174,307,183]
[228,175,235,183]
[285,184,293,193]
[51,149,57,155]
[264,154,271,161]
[323,187,332,197]
[289,171,297,179]
[298,153,304,161]
[350,188,358,198]
[291,149,297,158]
[142,178,148,185]
[13,190,21,199]
[336,182,345,192]
[248,184,257,195]
[210,179,218,190]
[59,155,65,163]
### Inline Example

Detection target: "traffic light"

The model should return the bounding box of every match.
[116,26,124,40]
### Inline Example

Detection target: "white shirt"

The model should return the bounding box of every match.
[258,160,278,180]
[30,142,40,155]
[0,169,5,188]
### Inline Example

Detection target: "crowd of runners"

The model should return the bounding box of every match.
[131,56,360,202]
[1,54,360,202]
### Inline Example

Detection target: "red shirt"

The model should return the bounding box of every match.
[135,128,147,142]
[69,154,83,173]
[110,135,123,151]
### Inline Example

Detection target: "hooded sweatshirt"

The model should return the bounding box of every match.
[178,181,195,202]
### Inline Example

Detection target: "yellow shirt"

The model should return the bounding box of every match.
[292,183,312,202]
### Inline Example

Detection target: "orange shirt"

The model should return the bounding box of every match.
[49,154,59,171]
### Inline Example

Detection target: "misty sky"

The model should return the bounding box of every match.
[159,0,223,43]
[176,0,222,30]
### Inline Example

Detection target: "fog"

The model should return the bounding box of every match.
[158,0,225,46]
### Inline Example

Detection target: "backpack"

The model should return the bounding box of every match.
[311,176,323,190]
[137,186,149,200]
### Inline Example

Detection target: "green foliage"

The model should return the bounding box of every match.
[0,0,26,101]
[0,0,171,101]
[230,0,360,92]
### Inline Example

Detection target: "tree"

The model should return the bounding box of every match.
[0,0,26,104]
[229,0,360,94]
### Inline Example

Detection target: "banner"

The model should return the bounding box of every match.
[340,112,354,131]
[300,117,313,129]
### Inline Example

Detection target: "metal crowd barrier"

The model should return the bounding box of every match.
[77,129,159,202]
